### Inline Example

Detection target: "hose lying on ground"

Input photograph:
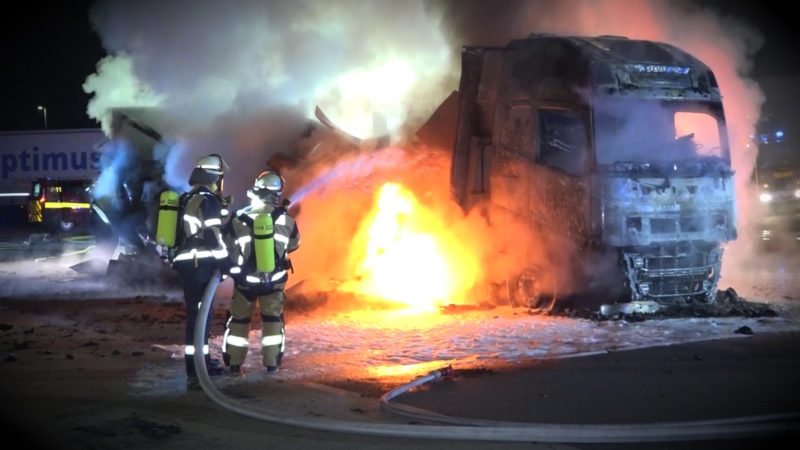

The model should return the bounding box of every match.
[193,270,799,443]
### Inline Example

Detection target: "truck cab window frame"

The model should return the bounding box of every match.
[499,104,533,157]
[536,108,589,176]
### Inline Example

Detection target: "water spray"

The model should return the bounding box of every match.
[287,147,419,206]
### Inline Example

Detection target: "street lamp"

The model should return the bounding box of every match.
[37,105,48,130]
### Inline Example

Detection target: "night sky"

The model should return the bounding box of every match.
[1,1,104,131]
[0,0,798,132]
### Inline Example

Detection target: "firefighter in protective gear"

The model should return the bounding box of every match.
[172,153,231,385]
[222,168,300,375]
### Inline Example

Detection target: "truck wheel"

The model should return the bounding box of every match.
[511,267,557,311]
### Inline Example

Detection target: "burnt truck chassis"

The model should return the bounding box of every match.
[450,35,737,314]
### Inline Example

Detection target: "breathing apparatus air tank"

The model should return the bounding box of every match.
[156,190,180,247]
[253,213,275,273]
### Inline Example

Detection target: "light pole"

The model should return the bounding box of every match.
[37,105,48,130]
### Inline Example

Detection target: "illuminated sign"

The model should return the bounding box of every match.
[625,64,690,75]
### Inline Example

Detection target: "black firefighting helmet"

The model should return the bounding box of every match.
[248,168,284,204]
[189,154,229,190]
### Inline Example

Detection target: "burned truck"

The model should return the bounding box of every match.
[450,35,737,312]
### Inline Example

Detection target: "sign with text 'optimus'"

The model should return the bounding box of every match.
[1,129,106,195]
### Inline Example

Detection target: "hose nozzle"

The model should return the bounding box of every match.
[429,365,454,380]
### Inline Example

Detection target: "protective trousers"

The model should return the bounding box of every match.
[176,259,216,377]
[223,282,286,368]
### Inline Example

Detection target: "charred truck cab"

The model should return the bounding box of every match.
[451,35,737,313]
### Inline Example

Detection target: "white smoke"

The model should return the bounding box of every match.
[83,53,164,136]
[92,138,130,199]
[84,0,454,140]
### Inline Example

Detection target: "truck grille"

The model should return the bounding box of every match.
[644,251,707,273]
[642,275,708,298]
[624,245,722,301]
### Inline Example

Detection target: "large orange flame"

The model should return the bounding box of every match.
[340,182,479,310]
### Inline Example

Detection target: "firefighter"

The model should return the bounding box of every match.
[172,153,231,386]
[222,168,300,375]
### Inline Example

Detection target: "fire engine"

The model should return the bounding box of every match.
[27,178,94,234]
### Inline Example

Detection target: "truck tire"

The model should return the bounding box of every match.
[510,267,557,311]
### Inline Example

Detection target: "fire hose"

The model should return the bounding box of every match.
[194,270,799,443]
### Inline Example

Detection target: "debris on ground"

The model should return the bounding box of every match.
[543,287,779,322]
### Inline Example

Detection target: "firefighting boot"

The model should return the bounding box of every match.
[186,378,201,391]
[206,356,226,377]
[185,358,200,390]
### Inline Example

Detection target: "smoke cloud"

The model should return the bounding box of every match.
[83,0,458,215]
[84,0,454,140]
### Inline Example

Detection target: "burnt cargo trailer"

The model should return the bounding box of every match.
[450,34,737,313]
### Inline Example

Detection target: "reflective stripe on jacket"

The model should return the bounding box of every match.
[174,187,229,263]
